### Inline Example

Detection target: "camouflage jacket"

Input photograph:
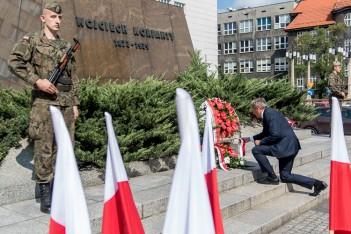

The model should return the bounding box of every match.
[328,72,344,99]
[8,32,79,106]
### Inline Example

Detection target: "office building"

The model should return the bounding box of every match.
[217,1,297,78]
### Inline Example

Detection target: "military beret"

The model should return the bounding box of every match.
[333,61,342,66]
[44,2,62,14]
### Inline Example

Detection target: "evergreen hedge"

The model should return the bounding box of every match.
[0,52,315,166]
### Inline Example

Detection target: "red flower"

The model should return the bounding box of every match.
[227,126,234,135]
[221,123,227,130]
[221,111,227,120]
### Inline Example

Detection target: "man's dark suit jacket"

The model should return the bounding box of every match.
[253,107,301,158]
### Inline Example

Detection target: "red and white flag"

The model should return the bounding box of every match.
[329,97,351,233]
[49,106,91,234]
[102,112,144,234]
[163,88,215,234]
[202,108,224,234]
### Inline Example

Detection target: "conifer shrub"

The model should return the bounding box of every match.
[75,77,181,167]
[0,52,316,166]
[0,87,31,162]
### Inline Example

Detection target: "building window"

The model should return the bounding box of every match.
[256,38,271,51]
[174,1,185,7]
[257,58,271,72]
[275,36,288,49]
[224,22,236,35]
[297,76,304,91]
[309,74,317,83]
[158,0,170,3]
[224,42,237,54]
[240,39,253,53]
[345,38,351,48]
[218,44,221,55]
[345,13,351,27]
[275,57,288,71]
[257,17,271,31]
[274,14,290,29]
[218,24,221,36]
[296,31,305,37]
[224,62,237,74]
[240,60,254,73]
[239,20,253,33]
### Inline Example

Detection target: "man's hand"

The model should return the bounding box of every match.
[35,79,58,94]
[73,105,79,120]
[254,140,261,146]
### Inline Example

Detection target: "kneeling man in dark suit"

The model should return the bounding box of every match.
[243,98,327,196]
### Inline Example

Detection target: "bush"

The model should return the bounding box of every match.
[0,51,315,167]
[0,87,31,162]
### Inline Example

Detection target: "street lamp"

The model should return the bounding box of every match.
[302,46,317,99]
[286,43,300,87]
[329,42,343,61]
[302,46,316,82]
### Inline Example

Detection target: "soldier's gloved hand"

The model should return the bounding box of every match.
[35,79,58,94]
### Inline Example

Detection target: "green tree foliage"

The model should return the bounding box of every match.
[0,51,315,166]
[294,23,347,97]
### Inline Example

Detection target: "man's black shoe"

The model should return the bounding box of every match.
[257,176,279,185]
[309,181,328,196]
[39,183,51,214]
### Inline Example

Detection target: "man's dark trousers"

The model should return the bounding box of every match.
[252,145,316,189]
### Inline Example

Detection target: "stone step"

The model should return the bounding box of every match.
[1,134,349,234]
[223,174,330,234]
[0,129,314,206]
[140,157,332,234]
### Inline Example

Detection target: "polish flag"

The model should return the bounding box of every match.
[202,108,224,234]
[163,88,215,234]
[49,106,91,234]
[102,112,144,234]
[329,97,351,233]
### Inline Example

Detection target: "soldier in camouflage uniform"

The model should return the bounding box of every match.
[8,2,79,214]
[328,61,345,109]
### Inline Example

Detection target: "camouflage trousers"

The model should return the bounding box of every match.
[29,99,75,184]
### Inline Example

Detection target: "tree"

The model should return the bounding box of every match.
[293,23,347,98]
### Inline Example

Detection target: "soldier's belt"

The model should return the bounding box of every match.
[56,83,72,92]
[55,76,72,92]
[58,76,73,85]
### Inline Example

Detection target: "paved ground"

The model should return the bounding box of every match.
[271,199,329,234]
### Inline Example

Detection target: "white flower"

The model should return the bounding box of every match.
[224,157,231,164]
[239,159,245,165]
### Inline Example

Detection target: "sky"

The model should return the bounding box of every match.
[217,0,293,12]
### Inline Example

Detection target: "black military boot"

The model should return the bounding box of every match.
[39,183,51,213]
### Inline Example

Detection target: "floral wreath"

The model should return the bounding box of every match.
[201,98,246,171]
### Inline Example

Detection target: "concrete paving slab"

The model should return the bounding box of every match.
[2,199,45,219]
[0,206,30,227]
[0,219,48,234]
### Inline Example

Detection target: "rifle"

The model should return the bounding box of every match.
[48,37,81,100]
